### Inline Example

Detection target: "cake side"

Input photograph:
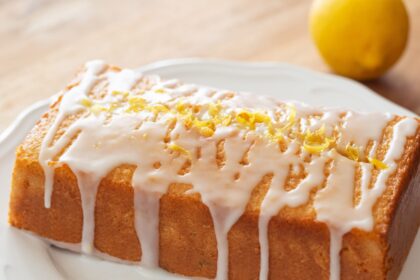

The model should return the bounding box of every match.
[8,61,420,280]
[9,132,420,279]
[384,132,420,280]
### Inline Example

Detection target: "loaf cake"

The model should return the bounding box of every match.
[8,61,420,280]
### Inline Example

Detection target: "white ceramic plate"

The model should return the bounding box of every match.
[0,59,418,280]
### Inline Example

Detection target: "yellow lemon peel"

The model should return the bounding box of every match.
[127,96,146,112]
[81,91,387,167]
[111,91,129,98]
[90,104,108,115]
[193,119,215,137]
[368,157,388,170]
[267,128,286,144]
[236,110,256,130]
[168,143,190,157]
[175,101,188,114]
[208,101,222,117]
[221,114,233,126]
[182,113,194,129]
[80,98,93,108]
[148,104,169,114]
[199,126,215,137]
[345,143,360,161]
[154,88,166,94]
[302,126,334,154]
[254,112,271,124]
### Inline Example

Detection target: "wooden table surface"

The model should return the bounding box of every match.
[1,0,419,131]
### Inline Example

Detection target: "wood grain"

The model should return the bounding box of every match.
[0,0,419,131]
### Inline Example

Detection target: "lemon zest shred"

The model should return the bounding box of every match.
[127,96,146,112]
[208,102,222,117]
[182,113,194,129]
[199,126,215,137]
[111,91,129,98]
[368,157,388,170]
[154,88,166,94]
[236,110,256,130]
[175,102,187,114]
[345,143,360,161]
[193,118,215,137]
[148,104,169,114]
[168,143,190,157]
[302,126,334,154]
[276,104,297,132]
[221,114,233,126]
[90,104,108,115]
[303,140,331,154]
[82,90,375,161]
[254,112,270,124]
[80,98,93,108]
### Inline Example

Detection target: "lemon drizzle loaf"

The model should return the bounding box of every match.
[9,61,420,280]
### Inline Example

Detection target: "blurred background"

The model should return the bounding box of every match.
[0,0,419,131]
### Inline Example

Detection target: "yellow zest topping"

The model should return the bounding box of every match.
[208,101,222,117]
[47,160,59,167]
[345,143,360,161]
[81,89,385,170]
[192,105,201,114]
[254,112,271,124]
[236,110,256,130]
[90,104,108,115]
[266,128,286,144]
[127,96,146,112]
[221,114,233,126]
[80,98,93,108]
[176,102,187,114]
[193,119,215,137]
[279,104,296,131]
[168,143,190,157]
[81,87,389,170]
[149,104,169,114]
[303,140,330,154]
[199,126,215,137]
[112,91,129,98]
[302,126,334,154]
[182,113,194,129]
[368,157,388,170]
[154,88,166,94]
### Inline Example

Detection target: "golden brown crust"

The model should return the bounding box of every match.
[8,69,420,279]
[384,131,420,279]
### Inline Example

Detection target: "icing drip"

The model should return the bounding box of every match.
[40,60,107,208]
[38,60,418,280]
[314,118,418,280]
[131,122,186,268]
[74,173,101,253]
[258,155,326,280]
[133,190,161,268]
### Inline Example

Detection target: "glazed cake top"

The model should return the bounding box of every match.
[20,60,418,280]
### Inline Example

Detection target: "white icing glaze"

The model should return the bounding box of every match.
[40,60,107,209]
[259,155,326,280]
[38,61,418,280]
[314,118,418,280]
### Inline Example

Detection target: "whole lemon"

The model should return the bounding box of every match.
[309,0,409,81]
